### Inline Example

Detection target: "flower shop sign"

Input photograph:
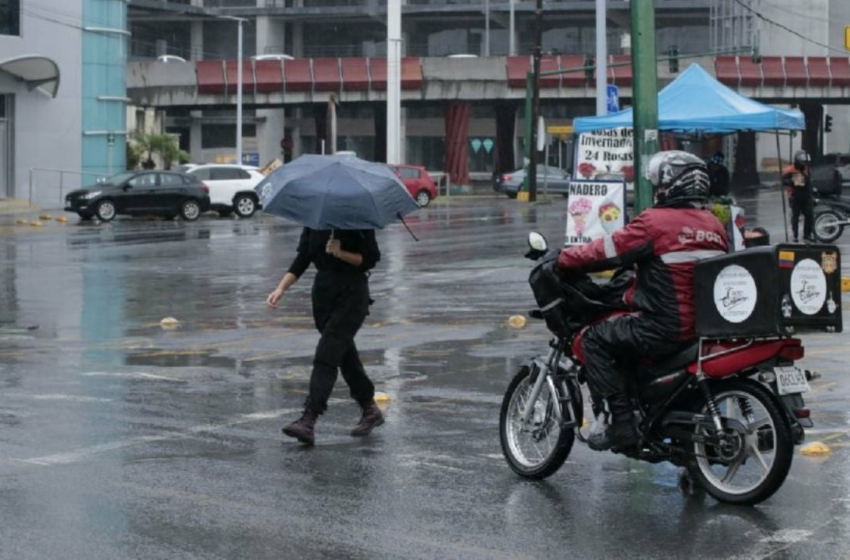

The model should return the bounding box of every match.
[575,127,634,183]
[565,180,627,245]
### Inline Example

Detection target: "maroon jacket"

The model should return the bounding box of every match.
[558,206,729,340]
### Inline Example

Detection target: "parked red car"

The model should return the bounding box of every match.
[391,165,438,207]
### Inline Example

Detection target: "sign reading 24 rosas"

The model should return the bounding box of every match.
[565,180,627,246]
[575,127,635,184]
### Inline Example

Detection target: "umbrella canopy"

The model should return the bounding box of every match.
[573,64,805,134]
[256,154,420,230]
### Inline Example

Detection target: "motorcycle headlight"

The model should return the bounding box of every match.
[83,191,102,200]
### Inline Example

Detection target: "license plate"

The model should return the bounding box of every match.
[775,367,811,395]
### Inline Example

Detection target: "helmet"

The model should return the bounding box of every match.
[793,150,810,169]
[646,150,710,204]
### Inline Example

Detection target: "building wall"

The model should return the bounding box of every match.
[0,1,84,203]
[82,0,128,178]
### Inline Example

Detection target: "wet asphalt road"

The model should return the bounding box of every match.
[1,188,849,559]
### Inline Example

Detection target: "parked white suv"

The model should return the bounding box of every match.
[184,164,265,218]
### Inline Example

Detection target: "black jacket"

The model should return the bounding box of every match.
[288,228,381,280]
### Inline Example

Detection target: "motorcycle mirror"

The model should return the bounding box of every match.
[528,232,548,252]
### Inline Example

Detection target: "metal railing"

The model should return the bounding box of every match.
[29,168,109,204]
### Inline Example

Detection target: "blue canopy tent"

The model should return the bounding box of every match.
[573,64,805,241]
[573,64,805,134]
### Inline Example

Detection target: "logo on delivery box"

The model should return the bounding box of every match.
[713,265,758,323]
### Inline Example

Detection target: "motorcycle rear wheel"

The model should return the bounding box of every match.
[813,209,845,243]
[688,378,793,506]
[500,365,575,479]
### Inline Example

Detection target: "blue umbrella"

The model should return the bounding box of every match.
[255,154,420,230]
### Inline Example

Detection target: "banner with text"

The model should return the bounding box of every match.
[565,180,627,246]
[575,127,635,185]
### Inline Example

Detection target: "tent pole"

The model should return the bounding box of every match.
[776,131,789,243]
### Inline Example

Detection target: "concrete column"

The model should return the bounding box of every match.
[399,108,407,164]
[190,111,203,163]
[191,21,204,60]
[257,17,285,56]
[258,109,285,165]
[291,22,304,57]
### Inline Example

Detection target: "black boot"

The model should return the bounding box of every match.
[351,400,384,437]
[587,397,639,452]
[282,410,319,445]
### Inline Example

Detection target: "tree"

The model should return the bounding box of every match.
[131,131,189,170]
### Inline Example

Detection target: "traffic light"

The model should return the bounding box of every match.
[584,55,595,82]
[825,114,833,133]
[668,46,679,73]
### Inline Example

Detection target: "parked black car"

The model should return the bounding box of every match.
[65,171,211,222]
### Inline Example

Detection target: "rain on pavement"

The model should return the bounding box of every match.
[1,188,849,559]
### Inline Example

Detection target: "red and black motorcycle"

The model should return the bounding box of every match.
[499,233,813,506]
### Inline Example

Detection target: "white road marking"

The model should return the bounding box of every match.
[29,394,113,403]
[81,371,183,382]
[12,407,299,467]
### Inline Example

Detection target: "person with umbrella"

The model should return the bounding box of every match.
[259,155,419,445]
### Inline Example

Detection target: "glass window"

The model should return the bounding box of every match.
[237,169,251,180]
[0,0,20,36]
[191,168,211,181]
[128,173,157,187]
[400,167,420,179]
[159,173,183,186]
[201,124,257,149]
[210,167,243,181]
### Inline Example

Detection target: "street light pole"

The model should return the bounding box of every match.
[630,0,659,213]
[387,0,402,164]
[236,18,243,165]
[509,0,515,55]
[527,0,543,203]
[595,0,607,116]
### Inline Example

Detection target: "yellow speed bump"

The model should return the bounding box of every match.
[55,216,68,223]
[38,214,52,221]
[517,191,530,202]
[29,221,43,227]
[15,219,28,225]
[842,277,850,292]
[800,442,831,456]
[374,392,392,403]
[160,317,180,329]
[508,315,527,329]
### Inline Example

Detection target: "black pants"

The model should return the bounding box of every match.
[790,196,814,241]
[582,314,683,403]
[304,274,375,414]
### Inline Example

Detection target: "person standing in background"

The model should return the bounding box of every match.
[782,150,815,243]
[707,152,731,198]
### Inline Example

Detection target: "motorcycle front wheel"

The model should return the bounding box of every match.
[500,365,575,479]
[688,378,794,506]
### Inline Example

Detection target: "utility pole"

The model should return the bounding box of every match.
[630,0,659,213]
[595,0,607,116]
[387,0,402,164]
[527,0,543,202]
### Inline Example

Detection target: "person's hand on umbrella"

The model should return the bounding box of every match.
[326,238,342,258]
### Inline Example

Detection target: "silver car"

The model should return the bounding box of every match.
[494,165,571,198]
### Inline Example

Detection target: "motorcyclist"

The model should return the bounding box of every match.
[782,150,814,243]
[558,151,729,451]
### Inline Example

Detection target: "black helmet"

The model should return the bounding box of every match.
[793,150,810,169]
[646,150,710,204]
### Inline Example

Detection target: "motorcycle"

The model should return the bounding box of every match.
[813,192,850,243]
[499,232,813,506]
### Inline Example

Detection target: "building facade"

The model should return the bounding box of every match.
[124,0,850,183]
[0,0,127,204]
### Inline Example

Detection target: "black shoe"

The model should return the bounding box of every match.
[587,420,640,451]
[351,400,384,437]
[282,410,319,445]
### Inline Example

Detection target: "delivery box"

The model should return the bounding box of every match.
[695,244,842,338]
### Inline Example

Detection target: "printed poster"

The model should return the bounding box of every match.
[574,127,635,186]
[565,180,627,246]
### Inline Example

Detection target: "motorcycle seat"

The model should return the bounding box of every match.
[638,341,700,378]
